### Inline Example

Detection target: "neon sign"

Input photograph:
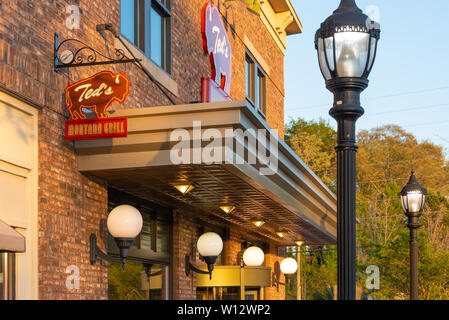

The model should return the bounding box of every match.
[65,71,129,140]
[201,2,232,102]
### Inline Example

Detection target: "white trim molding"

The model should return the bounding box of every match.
[259,0,303,54]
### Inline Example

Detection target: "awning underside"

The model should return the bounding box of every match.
[75,101,337,246]
[87,164,333,245]
[0,219,25,253]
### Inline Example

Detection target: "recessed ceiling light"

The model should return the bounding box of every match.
[174,184,195,195]
[252,220,265,228]
[220,206,236,214]
[295,240,304,247]
[276,230,288,238]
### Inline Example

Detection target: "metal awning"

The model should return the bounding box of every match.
[0,219,25,253]
[75,100,337,245]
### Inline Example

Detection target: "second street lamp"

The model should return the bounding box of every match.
[401,171,427,300]
[315,0,380,300]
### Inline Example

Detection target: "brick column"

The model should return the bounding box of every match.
[264,244,285,300]
[223,228,241,266]
[172,209,198,300]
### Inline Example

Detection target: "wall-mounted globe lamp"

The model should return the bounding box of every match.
[272,258,298,291]
[242,246,265,267]
[185,232,224,280]
[90,205,143,269]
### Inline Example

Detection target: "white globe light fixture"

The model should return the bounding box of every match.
[243,246,265,267]
[197,232,224,257]
[186,232,224,280]
[272,257,299,291]
[280,257,298,275]
[90,205,143,269]
[107,205,143,238]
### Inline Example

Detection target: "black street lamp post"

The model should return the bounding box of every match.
[315,0,380,300]
[400,171,427,300]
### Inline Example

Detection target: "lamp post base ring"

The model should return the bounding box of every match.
[326,77,369,92]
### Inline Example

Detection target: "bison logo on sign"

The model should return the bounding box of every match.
[65,71,130,120]
[202,2,232,96]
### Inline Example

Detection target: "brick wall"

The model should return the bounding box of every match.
[223,227,242,266]
[172,208,199,300]
[264,244,286,300]
[0,0,288,300]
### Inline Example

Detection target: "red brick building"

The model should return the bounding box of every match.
[0,0,337,300]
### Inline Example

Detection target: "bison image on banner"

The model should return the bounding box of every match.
[64,71,130,140]
[65,71,129,120]
[201,1,232,102]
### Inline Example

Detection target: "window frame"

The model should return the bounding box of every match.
[120,0,172,75]
[245,52,267,117]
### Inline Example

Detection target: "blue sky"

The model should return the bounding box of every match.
[285,0,449,156]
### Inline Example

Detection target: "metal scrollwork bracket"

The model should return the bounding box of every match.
[54,33,141,72]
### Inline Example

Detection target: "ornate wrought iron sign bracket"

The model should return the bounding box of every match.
[54,33,141,71]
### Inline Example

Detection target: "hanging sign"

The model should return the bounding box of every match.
[65,71,130,140]
[201,1,232,102]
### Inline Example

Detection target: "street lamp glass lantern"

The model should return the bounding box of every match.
[401,172,427,214]
[315,0,380,80]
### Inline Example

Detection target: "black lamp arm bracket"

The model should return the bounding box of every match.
[90,233,121,265]
[272,273,286,287]
[272,261,289,291]
[272,273,286,285]
[143,264,163,277]
[185,255,212,277]
[147,271,163,277]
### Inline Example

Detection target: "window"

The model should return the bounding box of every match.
[245,53,267,115]
[107,188,172,300]
[120,0,172,73]
[108,261,170,300]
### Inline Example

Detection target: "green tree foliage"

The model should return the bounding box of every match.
[108,262,147,300]
[285,120,449,300]
[285,118,337,189]
[301,248,337,300]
